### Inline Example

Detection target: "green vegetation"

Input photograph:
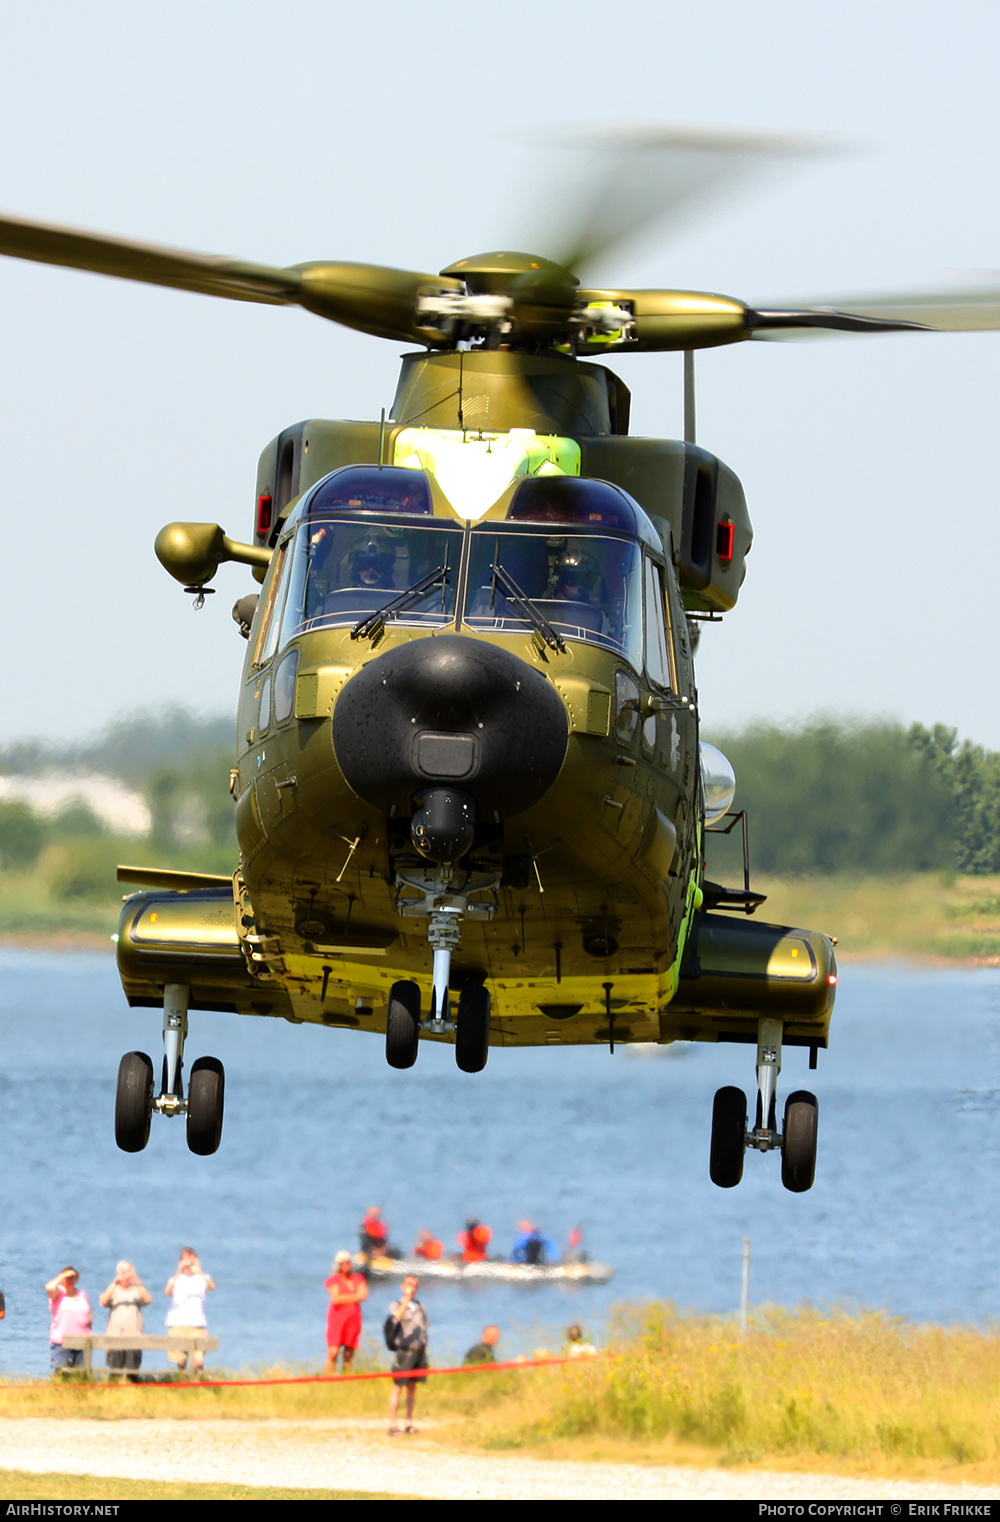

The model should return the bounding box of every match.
[0,1471,407,1501]
[0,710,236,939]
[441,1304,1000,1481]
[3,711,1000,957]
[4,1308,1000,1485]
[750,872,1000,962]
[706,718,1000,876]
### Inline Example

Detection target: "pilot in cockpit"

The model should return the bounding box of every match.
[551,548,600,603]
[307,527,398,621]
[348,534,396,590]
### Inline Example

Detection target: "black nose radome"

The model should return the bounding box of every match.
[332,636,569,819]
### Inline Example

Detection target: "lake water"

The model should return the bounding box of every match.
[1,950,997,1377]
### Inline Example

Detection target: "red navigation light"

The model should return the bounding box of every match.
[716,520,734,561]
[257,493,273,537]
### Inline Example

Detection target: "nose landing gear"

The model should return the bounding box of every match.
[113,984,225,1155]
[385,979,421,1070]
[709,1018,819,1192]
[386,866,498,1072]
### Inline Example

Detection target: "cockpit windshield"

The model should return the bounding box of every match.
[464,526,644,667]
[261,466,656,667]
[273,516,461,644]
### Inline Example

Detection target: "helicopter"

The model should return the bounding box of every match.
[2,127,996,1190]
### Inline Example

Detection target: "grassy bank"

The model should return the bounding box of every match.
[0,838,235,946]
[3,869,1000,965]
[755,872,1000,962]
[3,1308,1000,1485]
[0,1472,403,1501]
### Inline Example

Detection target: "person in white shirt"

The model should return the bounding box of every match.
[164,1247,215,1371]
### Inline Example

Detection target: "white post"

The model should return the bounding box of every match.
[740,1236,751,1337]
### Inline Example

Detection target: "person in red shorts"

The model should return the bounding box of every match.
[324,1251,368,1373]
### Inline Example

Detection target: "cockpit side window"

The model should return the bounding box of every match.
[644,558,676,692]
[251,538,292,669]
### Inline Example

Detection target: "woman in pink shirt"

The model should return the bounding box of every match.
[44,1266,92,1373]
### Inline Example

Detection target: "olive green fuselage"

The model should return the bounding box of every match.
[118,349,836,1055]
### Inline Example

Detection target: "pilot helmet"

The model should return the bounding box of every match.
[554,547,599,595]
[349,534,395,587]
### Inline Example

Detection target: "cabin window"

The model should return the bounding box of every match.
[464,526,643,669]
[258,675,272,735]
[276,517,461,641]
[615,671,641,745]
[274,649,298,724]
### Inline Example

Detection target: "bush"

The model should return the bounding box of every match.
[0,799,46,868]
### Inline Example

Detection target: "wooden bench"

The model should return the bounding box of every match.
[61,1333,219,1374]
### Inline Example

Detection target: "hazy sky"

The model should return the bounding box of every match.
[2,0,1000,744]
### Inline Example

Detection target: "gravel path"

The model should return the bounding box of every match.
[0,1419,997,1500]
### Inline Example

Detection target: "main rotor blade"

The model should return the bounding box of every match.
[749,283,1000,339]
[0,211,461,344]
[521,123,840,277]
[0,211,300,304]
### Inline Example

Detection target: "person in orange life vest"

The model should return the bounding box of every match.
[359,1207,388,1259]
[457,1219,492,1262]
[414,1230,444,1261]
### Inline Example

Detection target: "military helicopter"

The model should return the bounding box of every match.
[2,127,995,1189]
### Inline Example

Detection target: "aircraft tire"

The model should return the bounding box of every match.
[115,1051,154,1153]
[386,980,421,1069]
[709,1085,747,1188]
[455,985,491,1073]
[781,1090,818,1193]
[187,1057,225,1156]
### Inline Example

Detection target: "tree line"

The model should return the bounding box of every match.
[0,709,236,895]
[705,720,1000,876]
[0,710,997,885]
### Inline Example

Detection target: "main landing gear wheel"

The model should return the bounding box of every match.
[386,980,421,1069]
[115,1051,154,1153]
[186,1057,225,1156]
[781,1090,819,1193]
[709,1086,747,1188]
[455,985,491,1073]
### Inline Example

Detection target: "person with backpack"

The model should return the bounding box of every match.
[384,1274,428,1435]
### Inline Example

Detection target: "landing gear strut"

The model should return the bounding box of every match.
[385,865,498,1072]
[709,1018,819,1192]
[114,984,225,1154]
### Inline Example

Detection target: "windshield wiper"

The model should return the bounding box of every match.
[351,564,451,643]
[489,561,566,653]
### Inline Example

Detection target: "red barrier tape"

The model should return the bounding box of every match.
[6,1354,599,1392]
